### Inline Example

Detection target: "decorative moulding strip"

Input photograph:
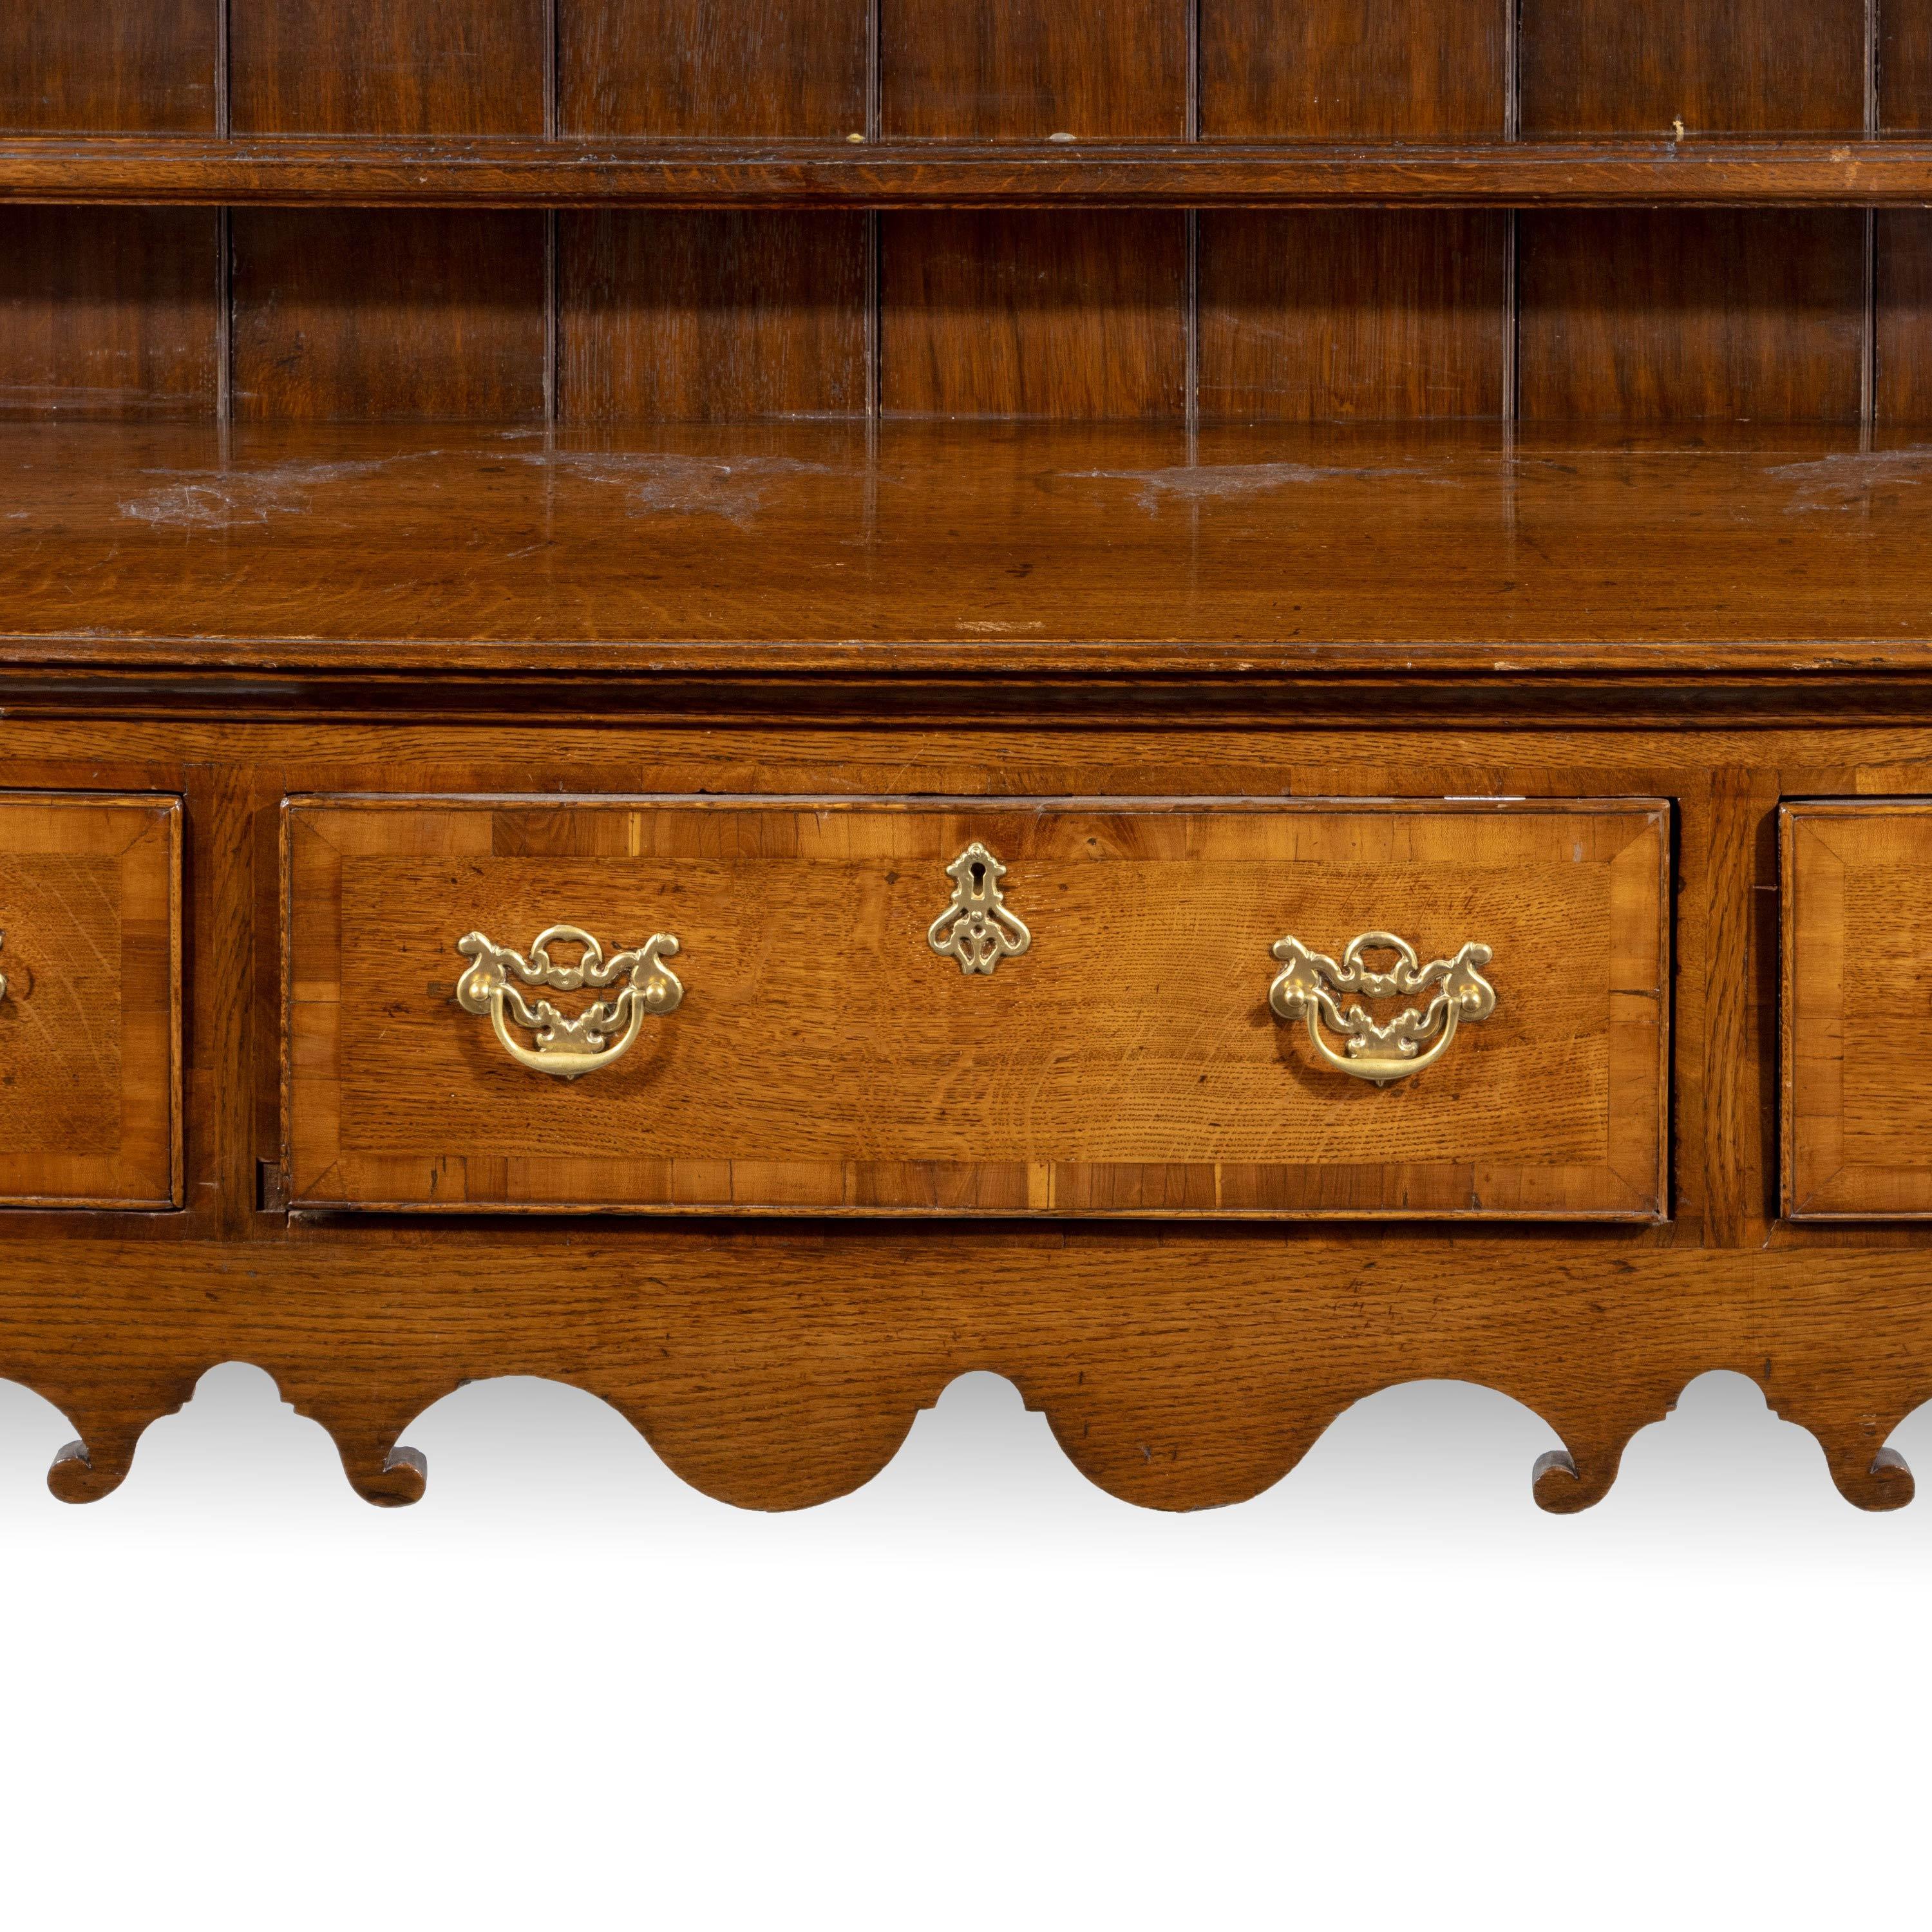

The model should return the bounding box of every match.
[5,138,1932,207]
[16,636,1932,682]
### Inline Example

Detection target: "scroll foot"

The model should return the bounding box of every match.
[1826,1443,1915,1513]
[290,1387,440,1507]
[47,1431,138,1505]
[1531,1444,1625,1514]
[343,1441,428,1508]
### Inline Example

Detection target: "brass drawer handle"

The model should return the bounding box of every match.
[455,924,682,1081]
[1269,930,1495,1086]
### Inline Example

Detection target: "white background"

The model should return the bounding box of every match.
[2,1363,1926,1929]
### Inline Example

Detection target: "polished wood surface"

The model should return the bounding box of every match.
[12,138,1932,207]
[0,207,218,419]
[1197,211,1508,421]
[5,423,1932,667]
[283,797,1667,1218]
[1517,211,1866,421]
[13,1230,1926,1514]
[1201,0,1506,140]
[1520,0,1867,137]
[230,0,548,137]
[879,214,1188,419]
[559,0,867,138]
[3,202,1914,428]
[1783,802,1932,1218]
[1884,2,1932,131]
[231,210,549,421]
[1876,211,1932,424]
[0,712,1924,1514]
[881,0,1186,140]
[0,3,217,135]
[0,793,180,1209]
[558,212,869,423]
[10,0,1932,1519]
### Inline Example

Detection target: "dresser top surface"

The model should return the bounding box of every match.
[5,419,1931,676]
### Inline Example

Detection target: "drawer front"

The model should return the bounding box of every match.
[0,793,181,1209]
[284,795,1670,1219]
[1783,799,1932,1219]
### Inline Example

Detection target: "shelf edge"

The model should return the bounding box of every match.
[4,138,1932,206]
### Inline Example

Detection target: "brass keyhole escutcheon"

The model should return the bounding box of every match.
[927,842,1032,978]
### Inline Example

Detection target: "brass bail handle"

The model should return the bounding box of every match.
[455,923,683,1081]
[1269,929,1496,1085]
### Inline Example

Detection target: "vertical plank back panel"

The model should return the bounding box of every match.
[880,214,1187,419]
[1518,211,1866,421]
[1520,0,1866,135]
[880,0,1188,138]
[1198,213,1508,421]
[232,212,549,421]
[0,209,219,419]
[560,213,869,421]
[0,1,218,131]
[560,0,867,137]
[1876,213,1932,424]
[1200,0,1506,138]
[231,0,547,134]
[1882,3,1932,131]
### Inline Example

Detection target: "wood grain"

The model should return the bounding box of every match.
[231,211,548,422]
[880,214,1186,417]
[1517,211,1866,421]
[0,208,218,419]
[283,797,1669,1219]
[1696,771,1779,1242]
[1883,2,1932,132]
[880,0,1187,138]
[559,213,869,422]
[10,421,1932,660]
[1197,212,1508,421]
[6,1231,1924,1515]
[2,715,1931,1512]
[560,0,867,138]
[7,138,1932,208]
[1200,0,1506,139]
[230,0,546,136]
[14,1,1932,1528]
[1782,801,1932,1218]
[0,793,179,1208]
[0,1,217,134]
[1876,212,1932,426]
[1520,0,1866,136]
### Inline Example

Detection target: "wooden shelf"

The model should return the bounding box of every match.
[5,421,1932,684]
[4,138,1932,208]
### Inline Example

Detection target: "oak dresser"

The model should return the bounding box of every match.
[5,0,1932,1511]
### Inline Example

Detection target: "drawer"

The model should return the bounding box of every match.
[1783,799,1932,1218]
[0,793,181,1209]
[283,795,1670,1219]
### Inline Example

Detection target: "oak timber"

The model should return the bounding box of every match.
[2,426,1932,670]
[282,796,1667,1218]
[8,140,1932,207]
[0,793,181,1208]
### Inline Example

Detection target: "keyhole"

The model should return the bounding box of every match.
[971,862,985,888]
